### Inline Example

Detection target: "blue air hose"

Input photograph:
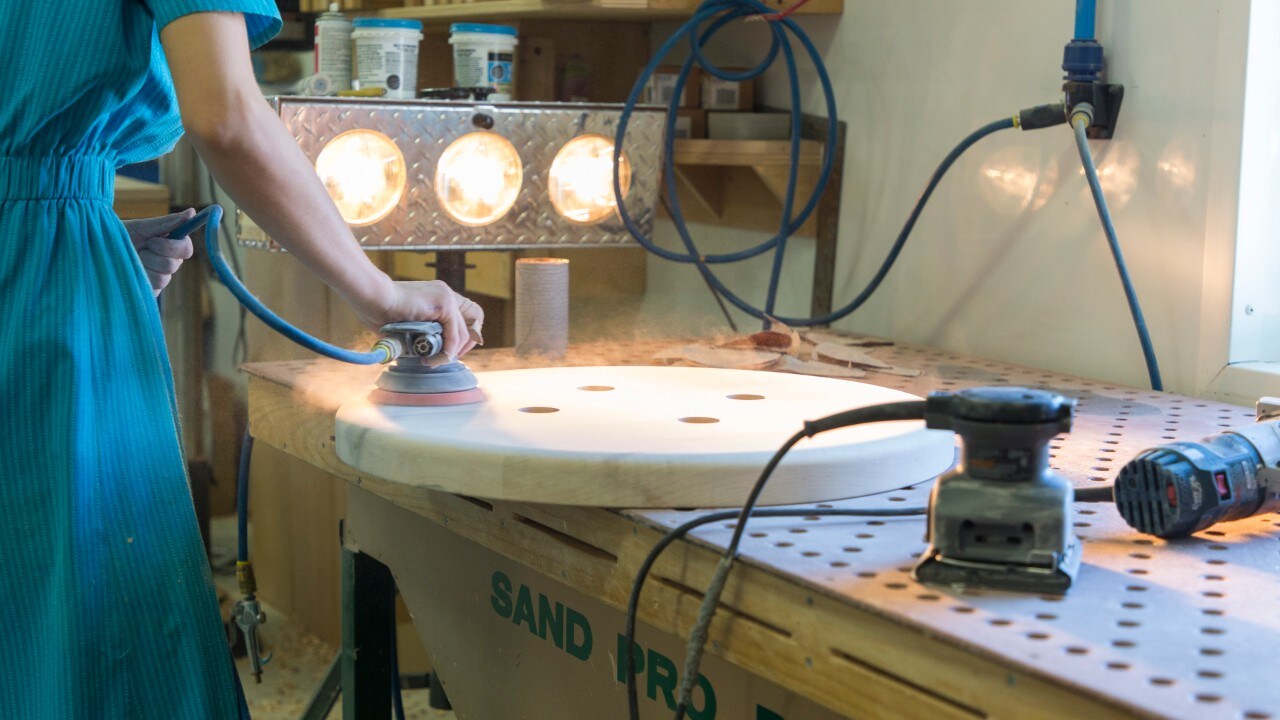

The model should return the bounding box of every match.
[237,429,253,567]
[613,0,838,327]
[1072,115,1163,391]
[1074,0,1097,40]
[167,205,392,365]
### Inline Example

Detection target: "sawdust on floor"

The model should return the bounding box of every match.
[210,516,456,720]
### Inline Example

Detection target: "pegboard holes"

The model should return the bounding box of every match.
[1203,608,1225,616]
[679,417,720,424]
[1203,591,1225,599]
[1200,648,1225,657]
[1201,627,1226,635]
[830,561,848,568]
[989,619,1013,627]
[885,582,908,590]
[842,546,862,553]
[776,541,794,548]
[1127,569,1148,575]
[1106,662,1130,671]
[726,394,765,401]
[519,407,560,413]
[952,606,976,614]
[867,521,886,526]
[748,532,766,538]
[803,516,821,522]
[1208,544,1229,551]
[1035,613,1058,621]
[917,594,941,602]
[1149,677,1175,687]
[856,571,876,579]
[1065,646,1088,655]
[1077,509,1097,516]
[1113,640,1137,648]
[1125,585,1149,593]
[578,385,615,392]
[1133,539,1156,546]
[1198,670,1224,680]
[1117,620,1141,628]
[1244,711,1272,719]
[1039,595,1064,603]
[1195,694,1223,703]
[1130,553,1152,560]
[789,528,808,534]
[802,551,820,558]
[1204,574,1226,581]
[855,533,875,539]
[1026,632,1051,641]
[888,497,907,502]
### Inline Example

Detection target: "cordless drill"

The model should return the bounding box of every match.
[1114,398,1280,538]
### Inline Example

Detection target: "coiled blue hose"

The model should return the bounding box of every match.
[167,205,391,365]
[613,0,838,326]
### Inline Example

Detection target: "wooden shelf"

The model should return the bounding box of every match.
[380,0,841,22]
[668,138,824,236]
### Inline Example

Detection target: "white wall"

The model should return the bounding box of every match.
[643,0,1253,394]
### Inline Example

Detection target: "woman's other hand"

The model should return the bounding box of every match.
[123,209,196,297]
[354,280,485,360]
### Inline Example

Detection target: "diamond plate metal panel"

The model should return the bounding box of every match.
[238,98,664,251]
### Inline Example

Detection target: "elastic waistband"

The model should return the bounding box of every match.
[0,155,115,202]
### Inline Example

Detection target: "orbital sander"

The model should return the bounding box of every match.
[913,387,1081,594]
[368,321,486,406]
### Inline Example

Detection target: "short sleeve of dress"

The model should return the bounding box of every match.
[143,0,282,50]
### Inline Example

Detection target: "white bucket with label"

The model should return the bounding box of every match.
[449,23,518,102]
[352,18,423,100]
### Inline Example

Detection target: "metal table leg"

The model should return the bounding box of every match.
[342,544,396,720]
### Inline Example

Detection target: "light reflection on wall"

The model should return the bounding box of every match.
[1155,137,1200,208]
[978,146,1059,216]
[1079,140,1141,210]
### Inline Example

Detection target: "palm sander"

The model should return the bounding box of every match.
[913,387,1082,594]
[368,321,486,406]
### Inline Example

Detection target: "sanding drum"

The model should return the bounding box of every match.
[515,257,569,358]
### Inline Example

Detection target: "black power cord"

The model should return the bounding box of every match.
[625,400,929,720]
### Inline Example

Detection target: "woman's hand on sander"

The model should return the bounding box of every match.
[355,279,484,360]
[123,208,197,297]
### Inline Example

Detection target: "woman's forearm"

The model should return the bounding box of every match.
[162,12,394,324]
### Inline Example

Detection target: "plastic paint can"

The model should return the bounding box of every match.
[352,18,423,100]
[449,24,518,102]
[313,3,352,92]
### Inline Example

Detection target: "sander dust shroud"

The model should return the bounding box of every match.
[171,205,486,407]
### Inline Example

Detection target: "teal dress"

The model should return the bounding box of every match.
[0,2,279,718]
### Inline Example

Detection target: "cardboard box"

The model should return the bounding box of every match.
[701,71,755,110]
[673,109,708,139]
[643,65,702,108]
[707,111,790,140]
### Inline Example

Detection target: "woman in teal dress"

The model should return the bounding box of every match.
[0,3,480,718]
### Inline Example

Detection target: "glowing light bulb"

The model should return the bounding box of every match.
[434,132,523,227]
[549,134,631,224]
[314,129,406,227]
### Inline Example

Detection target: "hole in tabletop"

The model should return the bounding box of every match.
[519,407,560,413]
[578,385,615,392]
[679,417,720,424]
[727,394,765,401]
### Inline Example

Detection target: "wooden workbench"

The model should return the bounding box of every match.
[246,337,1277,720]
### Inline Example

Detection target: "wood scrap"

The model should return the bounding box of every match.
[814,343,892,369]
[802,330,894,348]
[869,365,923,378]
[652,345,687,363]
[682,346,783,371]
[774,355,866,378]
[765,316,803,355]
[718,331,794,352]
